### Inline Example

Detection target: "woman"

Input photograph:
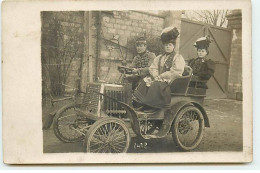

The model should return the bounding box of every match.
[133,27,185,110]
[188,35,215,80]
[188,36,215,89]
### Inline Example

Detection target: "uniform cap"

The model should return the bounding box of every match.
[135,37,147,45]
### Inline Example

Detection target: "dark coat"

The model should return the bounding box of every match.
[188,57,215,80]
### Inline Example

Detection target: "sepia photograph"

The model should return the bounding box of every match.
[41,10,243,153]
[2,0,252,164]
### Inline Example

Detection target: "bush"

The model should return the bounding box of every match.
[126,32,164,57]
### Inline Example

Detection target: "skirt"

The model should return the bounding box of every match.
[133,80,171,109]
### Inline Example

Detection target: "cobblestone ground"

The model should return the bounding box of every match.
[42,99,243,153]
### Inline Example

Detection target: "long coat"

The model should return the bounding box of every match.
[133,52,185,109]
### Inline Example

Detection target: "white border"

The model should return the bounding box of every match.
[2,0,252,164]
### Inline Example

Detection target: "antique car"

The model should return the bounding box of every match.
[53,66,210,153]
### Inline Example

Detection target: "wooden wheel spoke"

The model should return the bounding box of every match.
[109,125,122,139]
[91,145,107,153]
[90,142,104,150]
[94,130,107,142]
[98,126,107,139]
[110,145,121,153]
[104,123,109,135]
[102,147,109,153]
[108,123,118,136]
[111,142,125,151]
[90,136,105,144]
[58,114,76,120]
[111,140,126,146]
[101,125,109,137]
[111,131,125,142]
[111,143,124,151]
[58,121,75,126]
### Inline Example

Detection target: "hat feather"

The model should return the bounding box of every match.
[160,27,179,44]
[194,35,212,49]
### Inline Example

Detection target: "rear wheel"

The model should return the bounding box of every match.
[172,106,204,151]
[53,103,92,143]
[84,117,130,153]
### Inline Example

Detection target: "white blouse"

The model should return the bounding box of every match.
[149,53,185,82]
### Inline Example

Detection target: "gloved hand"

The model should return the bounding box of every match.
[132,68,139,75]
[154,75,163,81]
[125,74,139,81]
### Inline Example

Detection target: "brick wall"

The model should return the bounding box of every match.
[226,10,242,100]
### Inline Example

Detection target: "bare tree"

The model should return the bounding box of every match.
[42,12,83,97]
[183,10,231,28]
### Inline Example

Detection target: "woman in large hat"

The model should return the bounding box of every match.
[133,27,185,111]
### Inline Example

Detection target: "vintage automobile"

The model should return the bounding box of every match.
[53,66,210,153]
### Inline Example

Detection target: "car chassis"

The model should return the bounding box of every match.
[53,66,210,153]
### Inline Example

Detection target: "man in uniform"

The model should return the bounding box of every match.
[126,37,156,90]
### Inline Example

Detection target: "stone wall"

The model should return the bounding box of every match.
[226,10,243,100]
[163,11,183,53]
[42,11,183,94]
[98,11,165,83]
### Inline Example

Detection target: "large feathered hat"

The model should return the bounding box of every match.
[194,35,212,49]
[160,27,179,44]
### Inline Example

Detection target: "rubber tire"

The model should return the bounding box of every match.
[172,105,204,151]
[84,117,130,153]
[53,103,85,143]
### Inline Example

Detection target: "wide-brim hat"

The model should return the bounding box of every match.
[160,27,179,44]
[194,35,212,49]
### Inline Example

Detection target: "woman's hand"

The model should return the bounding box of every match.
[155,75,163,81]
[132,68,139,75]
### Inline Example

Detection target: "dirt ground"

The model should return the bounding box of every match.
[42,98,243,153]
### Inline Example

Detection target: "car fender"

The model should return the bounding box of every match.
[170,101,210,128]
[191,102,210,127]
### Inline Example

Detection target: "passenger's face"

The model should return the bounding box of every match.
[197,49,207,58]
[164,43,175,53]
[136,44,147,54]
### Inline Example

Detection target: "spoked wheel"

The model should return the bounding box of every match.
[172,106,204,151]
[53,103,92,143]
[84,117,130,153]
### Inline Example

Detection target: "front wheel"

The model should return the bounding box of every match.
[84,117,130,153]
[172,106,204,151]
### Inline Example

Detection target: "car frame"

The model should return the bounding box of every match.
[52,66,210,153]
